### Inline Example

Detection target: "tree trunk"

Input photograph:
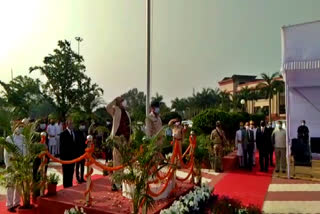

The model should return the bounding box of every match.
[268,97,272,122]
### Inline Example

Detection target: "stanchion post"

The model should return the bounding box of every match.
[40,132,47,197]
[85,135,93,206]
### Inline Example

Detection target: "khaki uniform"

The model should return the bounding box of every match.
[210,128,227,172]
[145,112,163,146]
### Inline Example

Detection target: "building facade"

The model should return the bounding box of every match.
[218,75,285,120]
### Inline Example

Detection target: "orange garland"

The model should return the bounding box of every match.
[38,133,197,205]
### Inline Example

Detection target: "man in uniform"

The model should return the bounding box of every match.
[210,121,227,172]
[145,101,163,144]
[106,96,131,191]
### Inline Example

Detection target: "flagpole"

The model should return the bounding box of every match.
[146,0,151,116]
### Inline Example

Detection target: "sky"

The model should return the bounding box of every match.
[1,0,320,105]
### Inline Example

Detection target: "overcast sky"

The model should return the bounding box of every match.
[1,0,320,105]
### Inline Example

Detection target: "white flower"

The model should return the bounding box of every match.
[70,208,75,213]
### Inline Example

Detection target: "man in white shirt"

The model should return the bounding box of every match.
[55,120,63,156]
[47,119,57,156]
[272,121,287,173]
[235,122,246,168]
[4,122,26,212]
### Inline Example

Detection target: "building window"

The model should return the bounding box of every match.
[279,93,285,114]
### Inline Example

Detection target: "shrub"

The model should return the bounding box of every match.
[161,111,182,124]
[192,109,265,141]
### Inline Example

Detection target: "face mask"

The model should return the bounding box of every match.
[79,125,86,131]
[175,122,180,126]
[245,126,249,130]
[301,123,305,126]
[40,124,46,129]
[154,108,160,114]
[15,127,22,135]
[122,100,127,108]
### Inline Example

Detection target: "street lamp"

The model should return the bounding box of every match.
[240,99,245,112]
[75,37,83,56]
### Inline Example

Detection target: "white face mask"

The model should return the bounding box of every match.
[122,100,127,108]
[245,126,249,130]
[40,124,46,129]
[301,123,305,126]
[154,108,160,114]
[79,125,86,131]
[175,122,180,126]
[15,127,22,135]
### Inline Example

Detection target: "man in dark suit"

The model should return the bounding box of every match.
[267,121,274,166]
[256,120,270,172]
[75,121,87,184]
[60,119,77,188]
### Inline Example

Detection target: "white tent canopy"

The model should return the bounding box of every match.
[281,21,320,178]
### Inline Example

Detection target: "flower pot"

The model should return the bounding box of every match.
[17,206,36,214]
[47,183,57,195]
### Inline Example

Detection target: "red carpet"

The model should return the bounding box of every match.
[213,153,274,209]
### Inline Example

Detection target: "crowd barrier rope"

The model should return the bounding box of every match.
[38,134,197,207]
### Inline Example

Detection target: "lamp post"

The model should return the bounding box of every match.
[240,99,245,112]
[146,0,151,116]
[75,37,83,56]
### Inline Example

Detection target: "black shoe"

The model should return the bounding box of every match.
[111,184,118,191]
[7,207,16,213]
[275,170,279,173]
[12,205,20,209]
[282,171,286,173]
[81,179,86,183]
[270,164,274,167]
[77,179,82,184]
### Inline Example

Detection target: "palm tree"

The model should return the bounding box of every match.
[256,72,284,122]
[237,86,259,112]
[218,90,231,111]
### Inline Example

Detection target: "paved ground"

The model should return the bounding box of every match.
[263,160,320,214]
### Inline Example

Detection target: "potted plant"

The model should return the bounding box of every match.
[0,122,46,214]
[47,173,59,195]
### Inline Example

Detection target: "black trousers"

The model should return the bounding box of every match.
[76,160,85,181]
[269,148,274,166]
[246,143,254,170]
[259,150,269,171]
[62,163,75,188]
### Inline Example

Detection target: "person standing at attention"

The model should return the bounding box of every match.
[272,121,287,173]
[210,121,227,172]
[60,118,77,188]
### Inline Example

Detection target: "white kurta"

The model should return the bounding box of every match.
[4,134,26,209]
[47,124,57,155]
[235,129,244,156]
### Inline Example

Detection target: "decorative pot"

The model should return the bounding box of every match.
[17,206,36,214]
[47,183,57,195]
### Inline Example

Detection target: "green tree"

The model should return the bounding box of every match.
[77,77,104,116]
[0,75,43,118]
[121,88,146,122]
[151,93,170,115]
[256,72,284,122]
[30,40,103,120]
[218,90,231,111]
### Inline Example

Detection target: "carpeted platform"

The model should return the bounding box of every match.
[37,176,194,214]
[213,154,274,209]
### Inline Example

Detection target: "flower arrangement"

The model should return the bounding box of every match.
[160,183,212,214]
[64,206,86,214]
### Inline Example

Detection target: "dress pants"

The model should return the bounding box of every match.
[259,150,269,171]
[269,148,274,166]
[76,159,85,181]
[62,163,75,188]
[6,186,20,208]
[246,143,254,170]
[275,148,286,171]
